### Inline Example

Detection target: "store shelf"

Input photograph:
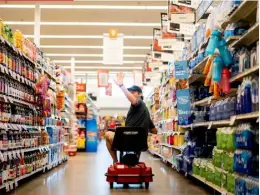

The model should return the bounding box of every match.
[230,23,259,48]
[191,174,234,195]
[44,69,56,82]
[0,36,36,68]
[191,56,209,73]
[182,111,259,129]
[226,36,240,45]
[189,74,206,85]
[221,0,258,29]
[230,65,259,83]
[160,143,182,151]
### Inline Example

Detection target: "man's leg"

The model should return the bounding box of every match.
[104,131,118,163]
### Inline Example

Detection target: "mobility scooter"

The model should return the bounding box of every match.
[105,127,154,189]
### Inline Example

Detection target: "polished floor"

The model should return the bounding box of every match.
[11,142,211,195]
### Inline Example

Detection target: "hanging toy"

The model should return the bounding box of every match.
[203,55,213,75]
[213,83,220,99]
[209,80,214,93]
[204,57,214,86]
[221,68,231,94]
[206,30,222,55]
[218,40,233,66]
[212,56,224,83]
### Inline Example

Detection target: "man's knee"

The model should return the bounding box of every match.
[105,131,114,142]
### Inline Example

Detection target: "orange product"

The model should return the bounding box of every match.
[174,135,178,146]
[178,135,184,146]
[213,83,220,99]
[203,56,213,75]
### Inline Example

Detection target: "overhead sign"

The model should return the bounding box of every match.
[97,70,109,87]
[76,82,86,92]
[103,33,123,65]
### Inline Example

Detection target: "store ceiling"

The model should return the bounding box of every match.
[0,1,167,77]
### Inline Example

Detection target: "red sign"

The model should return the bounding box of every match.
[76,82,86,92]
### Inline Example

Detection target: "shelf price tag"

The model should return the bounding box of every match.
[230,116,237,126]
[207,122,213,129]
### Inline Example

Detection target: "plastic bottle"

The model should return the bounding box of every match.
[236,85,242,115]
[244,78,252,113]
[251,77,259,112]
[212,56,223,83]
[218,40,233,66]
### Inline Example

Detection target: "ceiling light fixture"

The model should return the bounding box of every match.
[0,4,167,10]
[46,53,146,57]
[61,66,142,70]
[54,60,143,64]
[25,35,153,39]
[41,45,150,49]
[5,21,160,27]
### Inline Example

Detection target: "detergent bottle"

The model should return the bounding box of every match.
[244,77,252,114]
[236,85,242,115]
[212,56,223,83]
[206,30,222,55]
[251,77,259,112]
[218,40,233,66]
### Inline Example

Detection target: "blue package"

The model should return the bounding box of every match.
[234,150,253,175]
[235,129,254,150]
[235,177,246,195]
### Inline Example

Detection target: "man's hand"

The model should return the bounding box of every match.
[114,72,124,86]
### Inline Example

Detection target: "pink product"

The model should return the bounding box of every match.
[221,68,231,94]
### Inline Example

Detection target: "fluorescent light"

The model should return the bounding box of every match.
[41,45,150,50]
[0,5,35,8]
[0,4,167,10]
[46,53,146,57]
[26,35,153,39]
[5,21,160,27]
[61,66,142,70]
[54,60,143,64]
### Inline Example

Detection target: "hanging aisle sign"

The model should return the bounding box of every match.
[103,31,123,65]
[97,70,109,87]
[174,60,188,79]
[176,89,191,125]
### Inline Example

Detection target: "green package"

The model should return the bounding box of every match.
[221,171,227,190]
[214,168,221,187]
[226,173,236,193]
[206,163,215,183]
[222,152,234,172]
[226,127,235,151]
[200,160,207,178]
[213,147,223,168]
[192,159,200,175]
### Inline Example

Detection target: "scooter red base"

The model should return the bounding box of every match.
[105,162,154,189]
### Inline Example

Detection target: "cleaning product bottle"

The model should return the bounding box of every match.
[251,77,259,112]
[218,40,233,66]
[244,77,252,114]
[236,85,241,115]
[212,56,223,83]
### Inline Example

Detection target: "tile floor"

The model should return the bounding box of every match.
[10,141,212,195]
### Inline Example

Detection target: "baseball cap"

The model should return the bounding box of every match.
[127,85,142,94]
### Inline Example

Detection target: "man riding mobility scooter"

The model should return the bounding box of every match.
[105,127,154,189]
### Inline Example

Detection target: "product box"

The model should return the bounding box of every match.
[152,51,175,62]
[168,22,195,36]
[170,13,195,23]
[158,39,185,51]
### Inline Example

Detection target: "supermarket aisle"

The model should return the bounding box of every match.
[11,142,211,195]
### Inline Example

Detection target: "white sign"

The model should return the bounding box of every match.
[103,33,124,65]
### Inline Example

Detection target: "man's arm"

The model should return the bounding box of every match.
[114,73,138,105]
[149,118,158,134]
